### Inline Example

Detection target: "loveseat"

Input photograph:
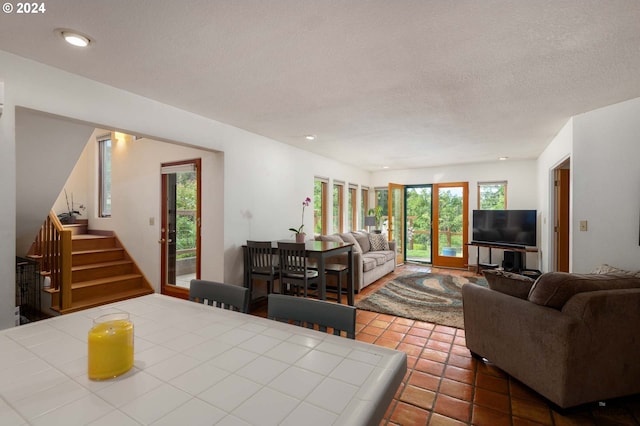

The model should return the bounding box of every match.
[315,231,396,292]
[462,269,640,409]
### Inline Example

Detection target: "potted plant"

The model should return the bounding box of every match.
[367,206,383,233]
[57,189,85,224]
[289,196,311,242]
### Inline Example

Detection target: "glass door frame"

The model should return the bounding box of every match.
[160,158,202,298]
[388,183,405,265]
[432,182,469,269]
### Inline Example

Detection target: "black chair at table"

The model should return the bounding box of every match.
[308,260,350,304]
[246,240,279,301]
[189,279,249,313]
[277,242,319,297]
[267,293,356,339]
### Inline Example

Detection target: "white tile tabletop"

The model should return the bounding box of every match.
[0,294,406,425]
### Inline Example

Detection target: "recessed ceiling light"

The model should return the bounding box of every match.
[305,135,316,141]
[57,29,91,47]
[382,166,390,169]
[499,156,509,161]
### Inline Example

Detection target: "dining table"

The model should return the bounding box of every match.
[243,240,355,306]
[0,294,406,425]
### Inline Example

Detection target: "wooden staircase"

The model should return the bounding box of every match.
[44,222,154,314]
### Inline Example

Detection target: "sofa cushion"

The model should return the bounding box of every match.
[362,256,377,272]
[337,232,362,254]
[364,252,387,267]
[482,269,535,300]
[380,250,395,263]
[369,233,390,251]
[528,272,640,309]
[352,231,371,253]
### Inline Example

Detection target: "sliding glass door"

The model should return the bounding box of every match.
[387,181,468,268]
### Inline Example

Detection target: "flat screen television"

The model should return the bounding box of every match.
[472,210,537,247]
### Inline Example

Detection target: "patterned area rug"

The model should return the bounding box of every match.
[356,272,487,329]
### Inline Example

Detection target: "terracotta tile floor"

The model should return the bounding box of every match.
[250,264,640,425]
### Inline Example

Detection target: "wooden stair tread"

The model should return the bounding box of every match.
[72,274,143,289]
[72,247,124,255]
[54,288,154,314]
[72,259,132,271]
[38,224,154,314]
[71,234,113,240]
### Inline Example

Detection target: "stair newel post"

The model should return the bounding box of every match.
[60,229,73,310]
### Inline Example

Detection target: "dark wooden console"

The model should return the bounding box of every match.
[467,242,538,275]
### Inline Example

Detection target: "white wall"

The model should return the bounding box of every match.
[536,97,640,274]
[53,136,92,221]
[0,50,369,329]
[571,97,640,272]
[371,160,539,268]
[15,108,95,255]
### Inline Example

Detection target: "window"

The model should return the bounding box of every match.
[478,181,507,210]
[360,186,369,230]
[314,178,328,234]
[348,185,357,231]
[98,135,112,217]
[333,181,344,233]
[375,187,389,231]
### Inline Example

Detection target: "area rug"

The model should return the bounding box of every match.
[355,272,487,329]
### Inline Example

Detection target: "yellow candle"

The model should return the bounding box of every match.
[88,312,134,380]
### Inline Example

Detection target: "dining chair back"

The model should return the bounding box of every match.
[277,242,319,297]
[246,240,279,301]
[189,279,249,313]
[267,293,356,339]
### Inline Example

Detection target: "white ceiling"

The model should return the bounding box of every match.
[2,0,640,171]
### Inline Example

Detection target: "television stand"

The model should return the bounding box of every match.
[467,242,538,275]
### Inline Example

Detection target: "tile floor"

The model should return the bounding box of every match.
[251,264,640,425]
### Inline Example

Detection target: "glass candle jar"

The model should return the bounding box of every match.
[87,312,134,380]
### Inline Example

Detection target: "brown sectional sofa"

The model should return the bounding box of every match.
[462,270,640,409]
[316,231,396,292]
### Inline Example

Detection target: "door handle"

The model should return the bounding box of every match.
[158,239,166,244]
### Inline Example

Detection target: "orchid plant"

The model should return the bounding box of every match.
[57,189,86,224]
[289,196,312,235]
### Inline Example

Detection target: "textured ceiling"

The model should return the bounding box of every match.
[1,0,640,170]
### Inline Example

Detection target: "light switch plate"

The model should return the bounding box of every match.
[579,220,588,231]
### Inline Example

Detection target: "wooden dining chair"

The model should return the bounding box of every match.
[308,260,350,304]
[267,293,356,339]
[189,279,249,313]
[246,240,279,301]
[277,242,319,297]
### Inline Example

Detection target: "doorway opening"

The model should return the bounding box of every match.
[161,159,202,298]
[553,159,570,272]
[405,185,432,263]
[389,182,468,268]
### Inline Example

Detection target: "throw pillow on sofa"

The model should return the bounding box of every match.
[351,231,371,253]
[369,233,390,251]
[337,232,363,253]
[482,269,535,299]
[591,263,640,277]
[528,272,640,309]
